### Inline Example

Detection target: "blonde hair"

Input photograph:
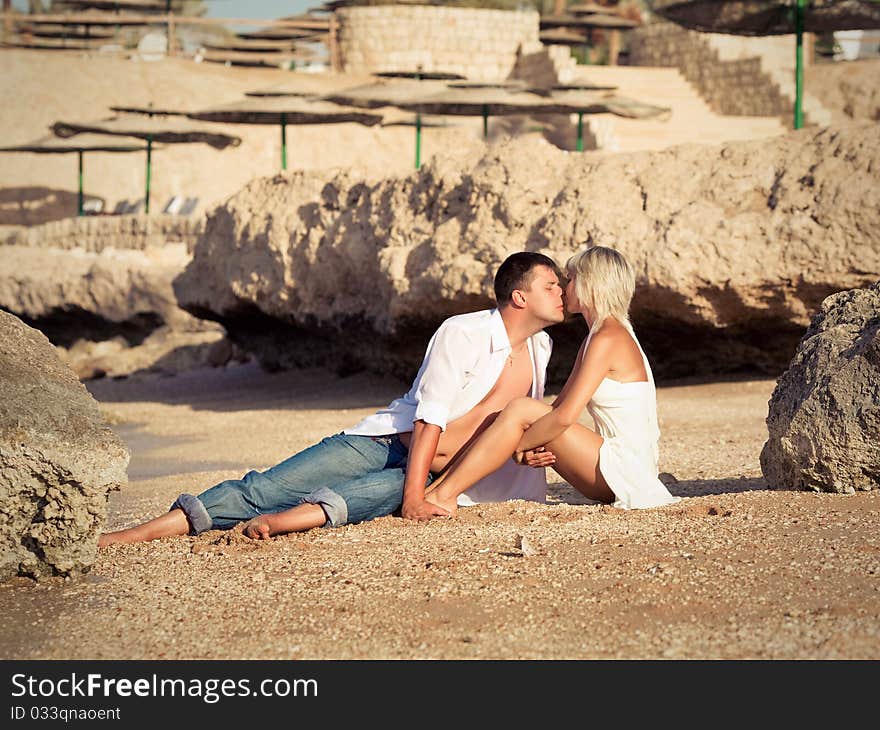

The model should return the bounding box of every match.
[566,246,635,335]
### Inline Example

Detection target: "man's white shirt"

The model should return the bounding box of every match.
[346,308,553,505]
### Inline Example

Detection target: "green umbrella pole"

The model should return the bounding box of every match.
[576,112,584,152]
[281,112,287,170]
[794,0,805,130]
[77,150,84,217]
[145,134,153,214]
[482,105,488,139]
[415,112,422,170]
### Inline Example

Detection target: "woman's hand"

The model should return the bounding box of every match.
[516,446,557,468]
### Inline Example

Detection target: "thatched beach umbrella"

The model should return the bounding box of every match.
[396,84,560,141]
[52,117,240,214]
[540,26,591,46]
[322,78,450,169]
[57,0,169,11]
[185,96,383,171]
[540,12,640,63]
[544,90,672,150]
[649,0,880,127]
[0,133,155,216]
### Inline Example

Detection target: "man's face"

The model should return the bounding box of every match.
[518,265,565,324]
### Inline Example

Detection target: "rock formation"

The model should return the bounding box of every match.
[175,123,880,382]
[760,282,880,494]
[0,216,233,379]
[0,311,129,580]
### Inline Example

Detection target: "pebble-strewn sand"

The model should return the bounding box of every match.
[1,364,878,659]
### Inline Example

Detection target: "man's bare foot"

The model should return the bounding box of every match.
[242,515,274,540]
[425,491,458,518]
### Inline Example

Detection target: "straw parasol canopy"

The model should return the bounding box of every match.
[203,39,298,54]
[540,27,591,45]
[543,90,672,119]
[201,49,315,68]
[4,37,107,50]
[186,97,383,126]
[186,96,383,170]
[322,75,455,170]
[51,117,240,213]
[108,105,187,116]
[237,14,330,41]
[321,79,449,109]
[57,0,171,11]
[650,0,880,35]
[395,85,558,118]
[540,13,640,29]
[16,24,115,39]
[245,83,322,99]
[552,82,620,91]
[52,117,239,149]
[0,133,156,216]
[375,70,467,80]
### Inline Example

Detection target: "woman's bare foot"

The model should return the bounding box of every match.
[425,490,458,518]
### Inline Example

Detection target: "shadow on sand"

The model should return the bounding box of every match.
[87,361,406,413]
[547,476,769,506]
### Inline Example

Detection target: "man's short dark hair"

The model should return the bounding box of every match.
[494,252,561,306]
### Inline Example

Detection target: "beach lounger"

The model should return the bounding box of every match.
[162,195,184,215]
[111,199,131,215]
[179,197,199,215]
[82,199,104,215]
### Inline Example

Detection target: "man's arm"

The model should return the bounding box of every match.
[401,420,450,521]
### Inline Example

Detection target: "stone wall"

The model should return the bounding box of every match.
[337,5,539,81]
[630,21,832,127]
[1,214,204,254]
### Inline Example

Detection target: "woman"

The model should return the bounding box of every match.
[424,245,679,514]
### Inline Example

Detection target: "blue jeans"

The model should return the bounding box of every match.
[171,432,428,535]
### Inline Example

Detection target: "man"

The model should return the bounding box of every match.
[99,252,565,545]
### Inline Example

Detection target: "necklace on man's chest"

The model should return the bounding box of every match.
[507,343,527,367]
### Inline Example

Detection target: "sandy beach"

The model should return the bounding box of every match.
[1,363,877,660]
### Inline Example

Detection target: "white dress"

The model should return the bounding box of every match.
[585,321,680,510]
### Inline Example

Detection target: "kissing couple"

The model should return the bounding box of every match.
[100,246,678,547]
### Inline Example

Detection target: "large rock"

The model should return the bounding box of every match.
[0,311,129,580]
[175,123,880,380]
[0,219,229,378]
[760,282,880,493]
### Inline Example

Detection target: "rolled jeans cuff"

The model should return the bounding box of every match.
[171,493,213,535]
[300,487,348,528]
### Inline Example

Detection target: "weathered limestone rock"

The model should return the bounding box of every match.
[0,311,129,580]
[0,243,203,341]
[175,123,879,381]
[760,282,880,493]
[0,226,227,378]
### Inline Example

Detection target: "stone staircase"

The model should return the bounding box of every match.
[564,65,787,152]
[629,21,833,129]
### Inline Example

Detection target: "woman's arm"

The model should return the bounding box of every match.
[515,332,613,452]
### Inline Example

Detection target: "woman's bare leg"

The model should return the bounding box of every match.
[426,398,552,515]
[242,504,327,539]
[541,424,615,504]
[98,509,190,547]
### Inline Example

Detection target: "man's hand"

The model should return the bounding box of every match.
[516,446,556,468]
[402,499,450,522]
